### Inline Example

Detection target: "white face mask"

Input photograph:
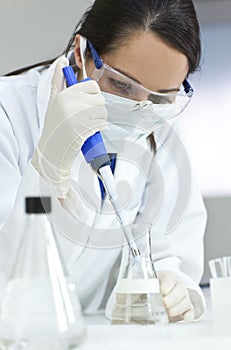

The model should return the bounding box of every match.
[101,92,177,147]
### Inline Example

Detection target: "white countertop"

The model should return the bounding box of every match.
[80,287,231,350]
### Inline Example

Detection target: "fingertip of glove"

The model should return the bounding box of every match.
[51,56,70,95]
[69,80,104,101]
[79,79,101,92]
[56,55,69,69]
[183,308,195,322]
[159,276,177,296]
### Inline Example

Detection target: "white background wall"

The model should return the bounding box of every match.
[0,0,94,75]
[178,1,231,283]
[0,0,230,283]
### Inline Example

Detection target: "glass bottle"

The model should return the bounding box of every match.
[110,223,169,325]
[0,196,86,350]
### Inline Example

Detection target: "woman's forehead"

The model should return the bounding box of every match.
[101,32,189,91]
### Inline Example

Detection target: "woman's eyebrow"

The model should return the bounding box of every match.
[112,67,141,84]
[158,88,180,93]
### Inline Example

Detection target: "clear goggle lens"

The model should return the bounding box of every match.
[91,63,193,118]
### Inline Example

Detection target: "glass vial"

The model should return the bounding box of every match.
[110,224,169,325]
[0,197,86,350]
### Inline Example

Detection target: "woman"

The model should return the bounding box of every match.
[0,0,207,322]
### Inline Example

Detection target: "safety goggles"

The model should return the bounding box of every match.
[87,40,194,117]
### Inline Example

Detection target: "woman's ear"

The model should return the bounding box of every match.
[74,34,83,70]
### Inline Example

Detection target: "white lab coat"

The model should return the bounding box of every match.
[0,59,207,317]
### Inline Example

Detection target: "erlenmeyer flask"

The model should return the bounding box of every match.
[0,197,86,350]
[110,223,169,325]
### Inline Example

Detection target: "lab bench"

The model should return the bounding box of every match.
[81,287,231,350]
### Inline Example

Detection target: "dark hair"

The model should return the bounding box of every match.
[7,0,201,76]
[66,0,201,75]
[5,0,201,151]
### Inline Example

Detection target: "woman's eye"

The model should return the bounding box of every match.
[108,78,132,95]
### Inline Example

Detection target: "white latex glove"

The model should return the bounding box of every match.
[32,56,107,198]
[158,271,195,322]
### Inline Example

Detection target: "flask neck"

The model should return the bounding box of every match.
[121,224,156,280]
[125,224,152,258]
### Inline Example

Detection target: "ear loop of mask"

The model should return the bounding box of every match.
[79,36,88,80]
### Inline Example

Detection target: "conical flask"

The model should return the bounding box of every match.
[0,197,86,350]
[110,223,169,325]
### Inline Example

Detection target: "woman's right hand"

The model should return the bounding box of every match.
[31,56,107,199]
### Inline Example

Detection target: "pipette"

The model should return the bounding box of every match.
[63,65,118,198]
[63,66,152,277]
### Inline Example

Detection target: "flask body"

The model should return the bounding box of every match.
[110,224,169,325]
[0,202,86,350]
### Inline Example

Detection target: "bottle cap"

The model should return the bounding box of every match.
[25,197,51,214]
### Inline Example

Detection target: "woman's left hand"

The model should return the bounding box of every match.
[157,271,195,322]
